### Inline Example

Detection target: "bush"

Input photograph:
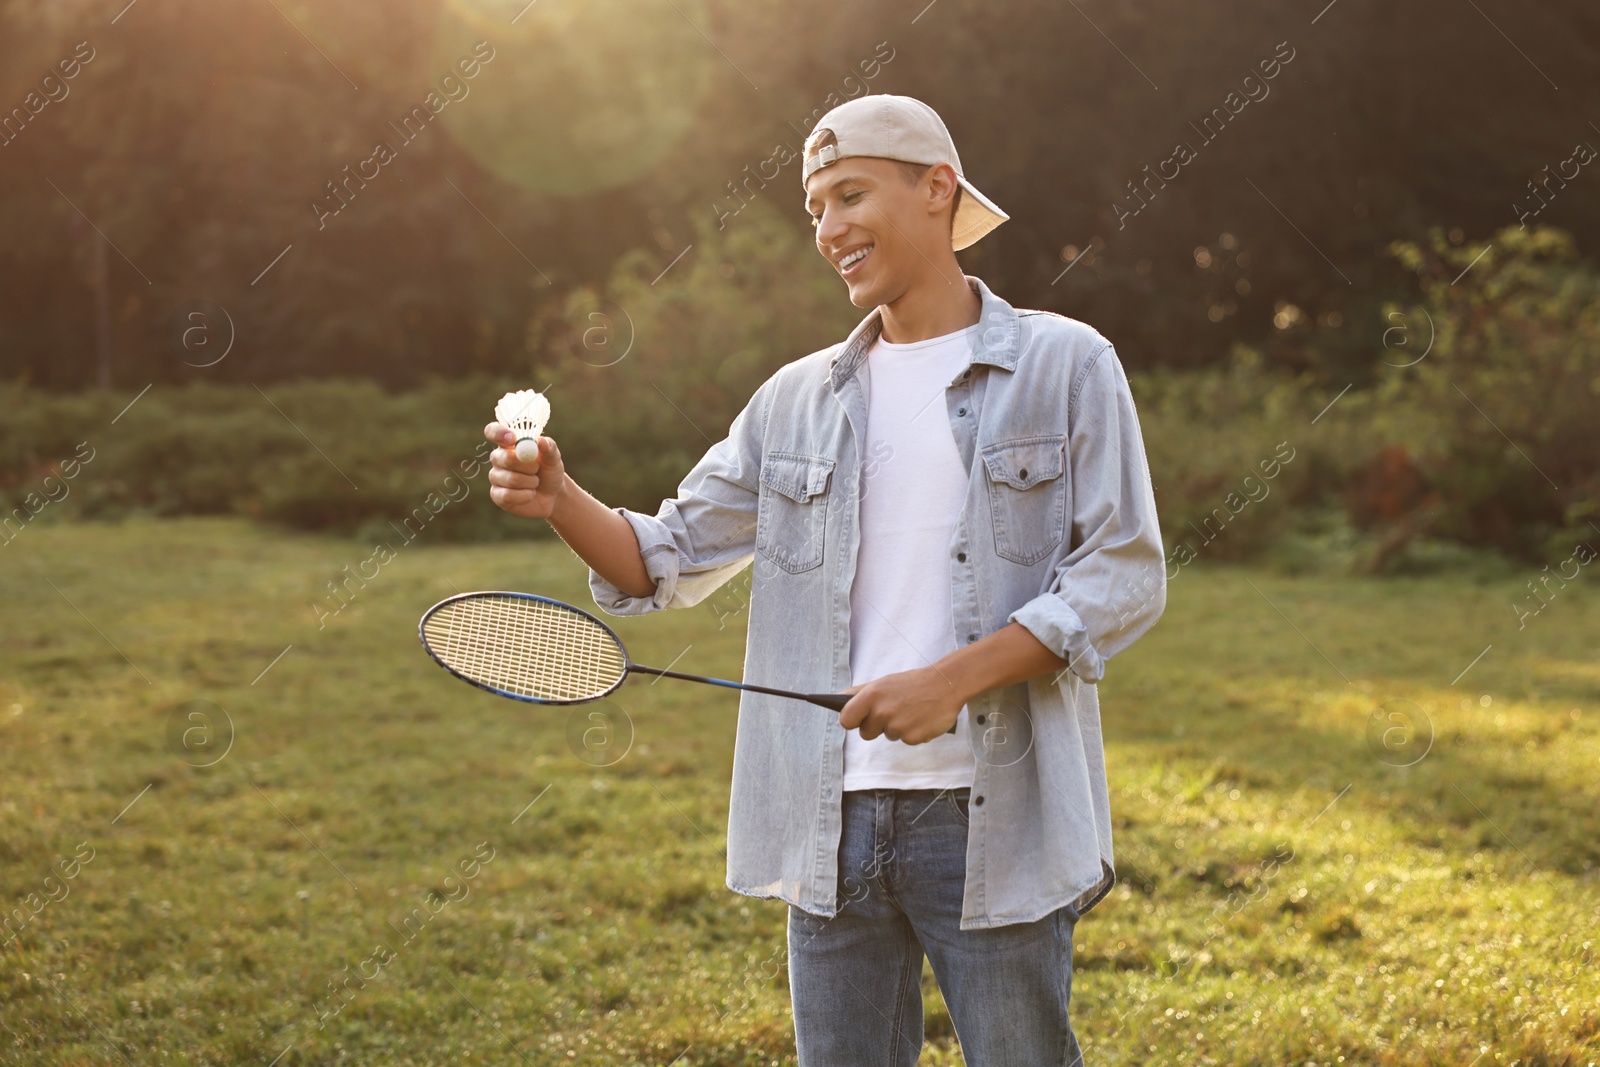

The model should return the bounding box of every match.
[1376,224,1600,563]
[4,217,1591,574]
[0,380,533,543]
[0,203,859,545]
[1134,345,1378,565]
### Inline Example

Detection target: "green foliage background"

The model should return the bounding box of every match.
[3,0,1598,388]
[4,213,1594,570]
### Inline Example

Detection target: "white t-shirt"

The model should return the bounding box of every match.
[842,322,979,791]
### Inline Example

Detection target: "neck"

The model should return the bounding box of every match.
[877,254,981,344]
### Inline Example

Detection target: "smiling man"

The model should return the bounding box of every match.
[484,94,1167,1065]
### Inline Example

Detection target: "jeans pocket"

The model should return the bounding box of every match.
[981,435,1068,565]
[755,451,832,574]
[946,788,971,826]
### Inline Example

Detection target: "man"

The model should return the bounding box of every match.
[485,93,1166,1065]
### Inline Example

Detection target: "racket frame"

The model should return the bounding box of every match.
[419,591,631,705]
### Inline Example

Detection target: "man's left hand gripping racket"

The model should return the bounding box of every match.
[419,591,858,711]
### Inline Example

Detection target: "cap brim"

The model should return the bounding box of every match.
[952,176,1008,251]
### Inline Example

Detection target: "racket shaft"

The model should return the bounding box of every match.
[629,664,846,709]
[628,664,958,733]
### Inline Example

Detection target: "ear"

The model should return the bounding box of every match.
[925,162,961,221]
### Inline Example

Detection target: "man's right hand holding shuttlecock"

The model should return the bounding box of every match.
[483,388,656,599]
[484,419,568,521]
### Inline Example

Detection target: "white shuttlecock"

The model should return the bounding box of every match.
[494,389,551,462]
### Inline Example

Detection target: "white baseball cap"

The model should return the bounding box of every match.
[801,93,1009,251]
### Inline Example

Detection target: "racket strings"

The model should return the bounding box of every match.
[425,596,626,700]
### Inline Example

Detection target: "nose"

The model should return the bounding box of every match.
[815,202,850,256]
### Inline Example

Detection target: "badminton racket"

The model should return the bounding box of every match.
[419,591,957,734]
[419,591,854,711]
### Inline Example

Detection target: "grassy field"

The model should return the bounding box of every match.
[1,516,1597,1066]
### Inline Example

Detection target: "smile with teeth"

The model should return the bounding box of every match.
[839,245,873,274]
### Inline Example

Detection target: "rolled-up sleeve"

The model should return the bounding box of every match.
[588,375,773,615]
[1008,343,1166,684]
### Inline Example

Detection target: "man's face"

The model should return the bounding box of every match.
[804,156,954,309]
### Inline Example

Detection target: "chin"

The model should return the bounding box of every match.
[845,275,889,309]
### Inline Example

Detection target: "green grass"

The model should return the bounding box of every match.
[1,517,1597,1065]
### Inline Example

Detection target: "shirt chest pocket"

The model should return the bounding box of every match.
[981,435,1068,565]
[755,451,833,574]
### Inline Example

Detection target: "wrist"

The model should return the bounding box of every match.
[929,652,985,706]
[544,478,574,525]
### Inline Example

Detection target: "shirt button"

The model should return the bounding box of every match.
[975,713,986,724]
[967,633,977,643]
[973,795,985,806]
[956,551,967,562]
[957,407,967,416]
[1018,467,1029,479]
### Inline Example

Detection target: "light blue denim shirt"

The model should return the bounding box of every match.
[590,274,1167,929]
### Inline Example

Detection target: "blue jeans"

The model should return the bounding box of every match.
[787,787,1084,1066]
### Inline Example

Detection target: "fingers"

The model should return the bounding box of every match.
[483,428,564,519]
[839,691,929,744]
[840,692,894,741]
[538,435,562,470]
[859,719,899,743]
[838,691,868,733]
[488,485,538,509]
[487,466,540,491]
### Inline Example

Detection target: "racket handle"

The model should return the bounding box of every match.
[629,667,958,736]
[806,693,959,735]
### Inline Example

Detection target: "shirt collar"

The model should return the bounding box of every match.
[828,273,1022,392]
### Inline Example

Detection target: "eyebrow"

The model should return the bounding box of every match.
[805,171,874,214]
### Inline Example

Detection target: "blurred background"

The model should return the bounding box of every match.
[2,1,1598,1064]
[1,0,1595,562]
